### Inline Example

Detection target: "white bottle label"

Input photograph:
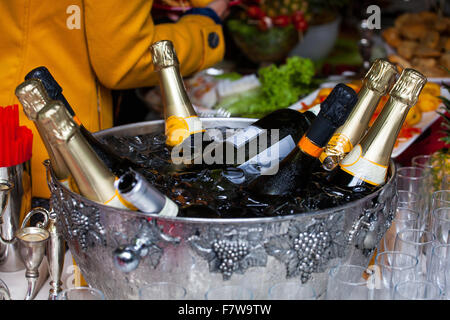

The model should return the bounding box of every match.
[307,104,321,115]
[225,125,263,149]
[339,144,387,186]
[238,135,296,175]
[159,198,179,217]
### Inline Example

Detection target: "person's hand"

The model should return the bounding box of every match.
[207,0,230,20]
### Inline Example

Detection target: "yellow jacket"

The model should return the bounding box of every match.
[0,0,225,198]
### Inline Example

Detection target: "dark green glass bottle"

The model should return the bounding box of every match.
[248,83,358,197]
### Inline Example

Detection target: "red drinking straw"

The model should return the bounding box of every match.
[0,104,33,167]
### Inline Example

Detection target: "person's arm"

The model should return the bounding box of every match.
[206,0,229,20]
[84,0,227,89]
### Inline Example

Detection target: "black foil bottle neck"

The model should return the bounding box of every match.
[25,66,76,116]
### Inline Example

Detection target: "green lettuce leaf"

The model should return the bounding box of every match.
[215,56,315,116]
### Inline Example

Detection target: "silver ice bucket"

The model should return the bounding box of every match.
[46,118,398,300]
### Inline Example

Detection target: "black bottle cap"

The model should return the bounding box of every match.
[306,83,358,147]
[25,66,75,116]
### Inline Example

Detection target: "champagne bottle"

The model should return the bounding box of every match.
[116,169,178,217]
[327,68,427,193]
[15,79,71,187]
[248,83,358,197]
[205,105,321,169]
[24,66,137,176]
[37,100,134,210]
[170,105,321,179]
[150,40,205,153]
[320,59,398,171]
[150,40,321,170]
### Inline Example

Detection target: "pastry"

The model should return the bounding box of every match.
[388,54,412,69]
[415,47,442,58]
[382,27,402,48]
[421,31,440,49]
[398,41,418,59]
[439,52,450,70]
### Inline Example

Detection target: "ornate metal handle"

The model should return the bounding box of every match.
[349,179,398,256]
[348,201,385,259]
[0,207,51,245]
[113,219,180,273]
[46,211,65,300]
[113,241,146,274]
[21,207,50,230]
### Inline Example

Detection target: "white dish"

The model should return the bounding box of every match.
[289,87,449,158]
[391,109,441,158]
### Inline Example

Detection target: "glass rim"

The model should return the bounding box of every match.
[397,190,420,202]
[396,229,436,245]
[411,155,433,168]
[205,285,254,299]
[57,286,105,299]
[396,167,426,180]
[394,280,442,300]
[395,207,420,221]
[207,285,254,292]
[329,264,371,286]
[432,207,450,222]
[268,281,316,298]
[432,190,450,202]
[375,251,419,270]
[139,282,187,294]
[431,243,450,257]
[397,190,420,196]
[412,155,432,160]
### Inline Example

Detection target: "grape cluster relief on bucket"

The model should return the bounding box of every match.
[265,212,346,283]
[188,226,267,280]
[347,179,397,258]
[48,173,106,251]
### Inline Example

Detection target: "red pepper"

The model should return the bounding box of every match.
[257,16,272,31]
[291,11,305,24]
[399,127,421,139]
[247,6,264,19]
[273,15,291,27]
[301,102,309,109]
[257,18,268,31]
[294,19,308,32]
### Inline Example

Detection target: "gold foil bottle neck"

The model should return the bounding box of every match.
[363,59,398,95]
[15,79,51,121]
[150,40,179,71]
[390,68,427,106]
[320,59,398,171]
[38,101,77,143]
